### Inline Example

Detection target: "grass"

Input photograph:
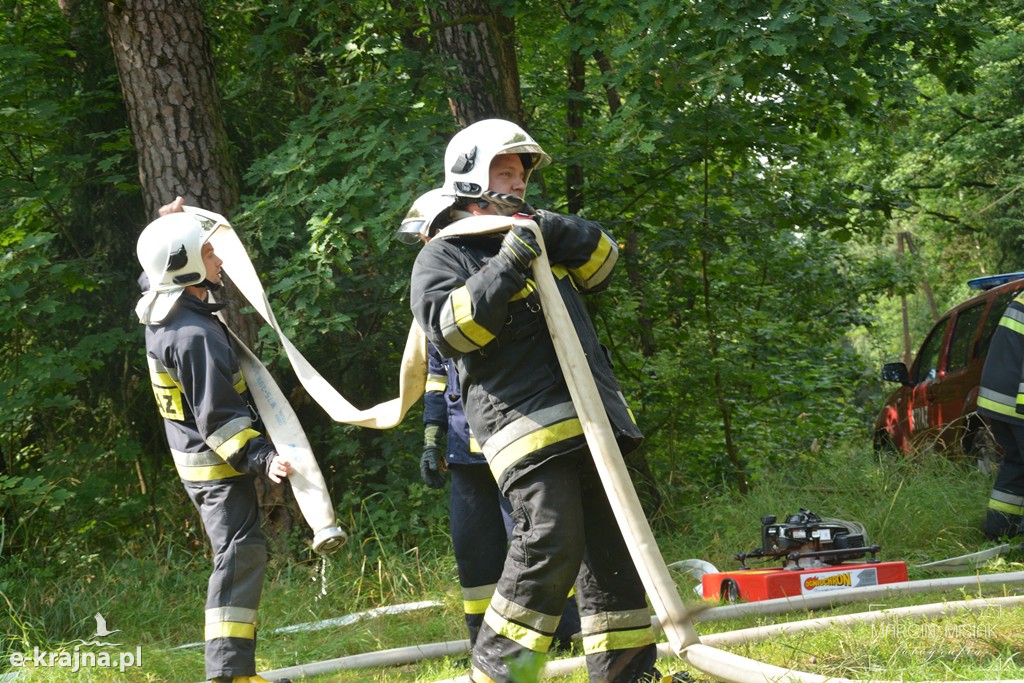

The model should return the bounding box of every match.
[2,444,1022,681]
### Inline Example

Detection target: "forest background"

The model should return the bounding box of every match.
[1,0,1022,657]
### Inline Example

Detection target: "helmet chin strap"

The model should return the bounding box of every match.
[481,191,535,217]
[200,278,223,292]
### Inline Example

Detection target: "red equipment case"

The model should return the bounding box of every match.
[702,561,909,602]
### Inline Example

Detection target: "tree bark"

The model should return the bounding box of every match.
[102,0,238,219]
[427,0,523,125]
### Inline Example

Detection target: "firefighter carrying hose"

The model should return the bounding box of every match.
[135,209,292,683]
[409,119,660,682]
[398,190,581,650]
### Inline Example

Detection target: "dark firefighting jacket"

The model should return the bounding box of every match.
[978,292,1024,425]
[410,210,642,490]
[145,294,277,481]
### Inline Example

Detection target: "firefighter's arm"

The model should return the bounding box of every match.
[533,210,618,292]
[411,239,529,358]
[177,331,285,480]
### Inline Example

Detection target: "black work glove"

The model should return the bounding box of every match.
[495,225,541,274]
[420,446,446,489]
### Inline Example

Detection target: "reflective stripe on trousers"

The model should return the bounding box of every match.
[184,475,266,679]
[469,453,656,683]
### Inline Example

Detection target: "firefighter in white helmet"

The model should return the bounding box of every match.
[136,209,292,683]
[410,120,659,682]
[398,189,581,648]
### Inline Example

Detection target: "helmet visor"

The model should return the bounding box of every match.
[395,219,427,245]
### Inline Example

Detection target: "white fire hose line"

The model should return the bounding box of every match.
[245,572,1024,682]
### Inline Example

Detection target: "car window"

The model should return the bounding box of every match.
[947,303,985,373]
[976,289,1021,359]
[911,318,950,384]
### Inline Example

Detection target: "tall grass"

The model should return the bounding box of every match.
[2,443,1021,682]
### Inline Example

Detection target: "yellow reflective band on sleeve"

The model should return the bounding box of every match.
[214,428,260,460]
[999,316,1024,335]
[426,375,447,393]
[483,607,553,652]
[570,235,615,289]
[449,287,496,348]
[233,371,247,395]
[205,621,256,641]
[581,624,656,655]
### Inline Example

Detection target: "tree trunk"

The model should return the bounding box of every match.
[103,0,238,219]
[427,0,523,125]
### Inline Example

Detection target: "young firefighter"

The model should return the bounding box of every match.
[135,210,292,683]
[398,191,580,649]
[976,291,1024,540]
[409,120,660,682]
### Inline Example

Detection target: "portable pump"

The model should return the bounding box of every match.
[737,508,880,570]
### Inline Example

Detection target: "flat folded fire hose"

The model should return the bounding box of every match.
[206,209,701,651]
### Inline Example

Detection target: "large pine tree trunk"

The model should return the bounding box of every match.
[103,0,238,218]
[427,0,523,125]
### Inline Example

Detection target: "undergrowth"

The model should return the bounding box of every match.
[2,443,1021,681]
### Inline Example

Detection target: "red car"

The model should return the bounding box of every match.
[874,273,1024,466]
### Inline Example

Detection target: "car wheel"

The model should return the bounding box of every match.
[963,417,1002,476]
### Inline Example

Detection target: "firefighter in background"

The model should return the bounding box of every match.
[976,291,1024,540]
[409,120,660,682]
[136,210,292,683]
[398,190,581,649]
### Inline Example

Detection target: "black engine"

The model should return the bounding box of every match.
[737,508,880,570]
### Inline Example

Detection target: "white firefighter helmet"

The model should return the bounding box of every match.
[134,209,227,324]
[443,119,551,200]
[395,188,455,244]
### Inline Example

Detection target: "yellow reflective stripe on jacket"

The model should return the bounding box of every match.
[147,357,185,421]
[569,234,616,290]
[978,389,1020,419]
[232,371,246,395]
[484,402,583,482]
[580,608,655,654]
[171,449,243,481]
[441,286,495,352]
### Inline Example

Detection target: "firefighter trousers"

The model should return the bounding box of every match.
[449,464,580,647]
[470,452,657,683]
[184,475,267,680]
[985,420,1024,540]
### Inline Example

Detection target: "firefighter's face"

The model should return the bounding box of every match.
[201,243,223,284]
[488,154,526,197]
